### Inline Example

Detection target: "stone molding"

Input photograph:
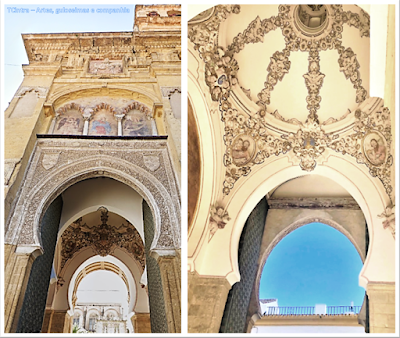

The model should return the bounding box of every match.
[5,138,181,253]
[267,197,361,210]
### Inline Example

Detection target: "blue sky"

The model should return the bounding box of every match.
[2,4,135,110]
[260,222,365,307]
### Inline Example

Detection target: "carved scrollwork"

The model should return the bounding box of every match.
[337,48,367,103]
[303,49,325,122]
[60,208,146,270]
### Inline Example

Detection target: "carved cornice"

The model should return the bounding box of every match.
[23,32,181,63]
[267,197,361,210]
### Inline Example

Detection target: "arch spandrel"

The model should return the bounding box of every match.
[193,154,393,288]
[6,138,181,254]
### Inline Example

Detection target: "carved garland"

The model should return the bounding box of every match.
[60,207,145,270]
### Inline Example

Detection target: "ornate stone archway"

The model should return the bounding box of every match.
[6,137,180,252]
[4,136,181,333]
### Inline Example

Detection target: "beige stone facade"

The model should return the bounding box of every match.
[4,4,181,334]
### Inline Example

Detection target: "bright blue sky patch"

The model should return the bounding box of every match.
[259,222,365,307]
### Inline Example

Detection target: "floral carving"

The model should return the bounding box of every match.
[284,121,331,171]
[341,9,370,38]
[188,5,240,54]
[209,204,231,241]
[378,205,395,239]
[329,106,393,197]
[257,49,291,110]
[60,207,145,270]
[337,48,367,103]
[303,49,325,122]
[228,16,279,54]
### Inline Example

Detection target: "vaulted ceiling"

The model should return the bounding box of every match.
[190,4,370,125]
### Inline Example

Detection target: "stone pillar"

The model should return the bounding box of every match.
[115,114,125,136]
[188,272,232,333]
[16,196,63,333]
[131,313,151,333]
[154,251,181,333]
[367,282,395,333]
[220,197,268,333]
[142,200,169,333]
[4,244,39,333]
[83,112,91,135]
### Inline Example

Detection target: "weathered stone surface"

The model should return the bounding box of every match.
[367,283,395,333]
[188,272,232,333]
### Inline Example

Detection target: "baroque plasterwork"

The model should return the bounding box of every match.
[208,204,231,241]
[5,138,181,252]
[189,5,369,123]
[60,208,145,270]
[378,205,395,239]
[189,6,392,201]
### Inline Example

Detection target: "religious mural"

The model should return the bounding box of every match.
[123,110,152,136]
[363,131,387,166]
[55,110,84,135]
[89,111,117,136]
[231,135,256,166]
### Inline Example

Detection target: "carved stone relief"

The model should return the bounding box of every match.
[89,58,123,75]
[378,206,395,239]
[5,138,181,252]
[60,208,145,270]
[208,204,230,241]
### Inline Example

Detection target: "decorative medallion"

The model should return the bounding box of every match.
[231,134,256,167]
[42,153,60,170]
[143,154,161,172]
[363,131,387,166]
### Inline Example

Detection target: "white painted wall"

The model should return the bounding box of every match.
[59,177,144,241]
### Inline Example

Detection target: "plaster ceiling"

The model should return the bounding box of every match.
[218,4,370,124]
[270,174,352,198]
